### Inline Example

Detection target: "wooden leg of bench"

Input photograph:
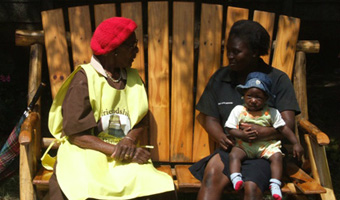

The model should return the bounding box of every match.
[305,135,336,200]
[20,144,36,200]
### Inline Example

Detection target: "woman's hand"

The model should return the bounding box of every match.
[218,134,235,151]
[200,114,235,151]
[131,147,151,164]
[111,137,136,161]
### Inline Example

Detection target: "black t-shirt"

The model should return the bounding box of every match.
[196,59,301,132]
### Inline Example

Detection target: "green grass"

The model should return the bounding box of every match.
[0,175,19,200]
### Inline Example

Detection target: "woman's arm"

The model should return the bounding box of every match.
[69,114,150,163]
[226,127,258,142]
[69,133,116,156]
[240,110,296,141]
[197,113,234,151]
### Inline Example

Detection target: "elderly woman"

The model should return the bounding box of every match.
[44,17,175,200]
[189,20,300,200]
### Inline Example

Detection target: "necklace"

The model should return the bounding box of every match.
[105,70,121,83]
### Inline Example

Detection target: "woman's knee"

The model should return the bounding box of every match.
[202,155,229,188]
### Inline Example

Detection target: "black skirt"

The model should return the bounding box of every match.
[189,148,271,193]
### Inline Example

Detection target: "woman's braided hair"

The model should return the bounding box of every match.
[228,20,270,56]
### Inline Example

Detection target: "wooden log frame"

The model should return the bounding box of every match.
[15,2,335,200]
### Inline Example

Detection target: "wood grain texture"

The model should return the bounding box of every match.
[20,144,35,200]
[299,119,330,145]
[155,165,172,178]
[41,9,71,99]
[272,15,300,79]
[148,2,169,162]
[253,10,275,64]
[286,161,326,194]
[175,165,201,189]
[15,30,45,46]
[304,135,335,199]
[171,2,194,162]
[223,6,249,66]
[19,114,38,200]
[32,167,53,186]
[121,2,145,82]
[68,6,92,67]
[94,3,116,27]
[294,51,309,119]
[28,44,43,164]
[193,4,223,162]
[19,112,39,145]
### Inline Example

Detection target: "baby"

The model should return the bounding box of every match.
[225,72,304,200]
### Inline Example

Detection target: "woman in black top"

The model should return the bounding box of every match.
[189,20,300,200]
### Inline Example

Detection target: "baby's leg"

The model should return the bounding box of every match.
[229,147,247,191]
[268,152,283,200]
[229,147,247,173]
[269,152,283,180]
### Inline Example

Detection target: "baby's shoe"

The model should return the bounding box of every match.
[269,178,282,200]
[230,173,244,191]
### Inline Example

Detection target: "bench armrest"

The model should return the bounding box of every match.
[298,118,329,146]
[19,112,39,145]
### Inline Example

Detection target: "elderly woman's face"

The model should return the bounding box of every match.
[108,32,139,69]
[226,35,256,72]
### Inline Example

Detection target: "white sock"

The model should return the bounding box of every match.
[269,178,282,200]
[230,173,243,191]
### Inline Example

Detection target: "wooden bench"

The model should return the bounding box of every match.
[15,2,336,200]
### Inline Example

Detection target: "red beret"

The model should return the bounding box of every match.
[90,17,137,55]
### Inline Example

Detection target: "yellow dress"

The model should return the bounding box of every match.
[43,64,174,200]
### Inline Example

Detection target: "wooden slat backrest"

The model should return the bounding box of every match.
[121,2,145,82]
[94,4,116,28]
[68,6,92,67]
[147,2,170,161]
[192,3,223,162]
[171,2,195,162]
[223,6,249,66]
[253,10,275,64]
[272,15,300,79]
[41,8,71,99]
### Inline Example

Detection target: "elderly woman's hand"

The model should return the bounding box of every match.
[131,147,151,164]
[112,137,136,161]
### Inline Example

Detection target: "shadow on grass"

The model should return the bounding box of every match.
[0,175,19,200]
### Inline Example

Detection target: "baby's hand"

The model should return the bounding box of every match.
[293,143,304,161]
